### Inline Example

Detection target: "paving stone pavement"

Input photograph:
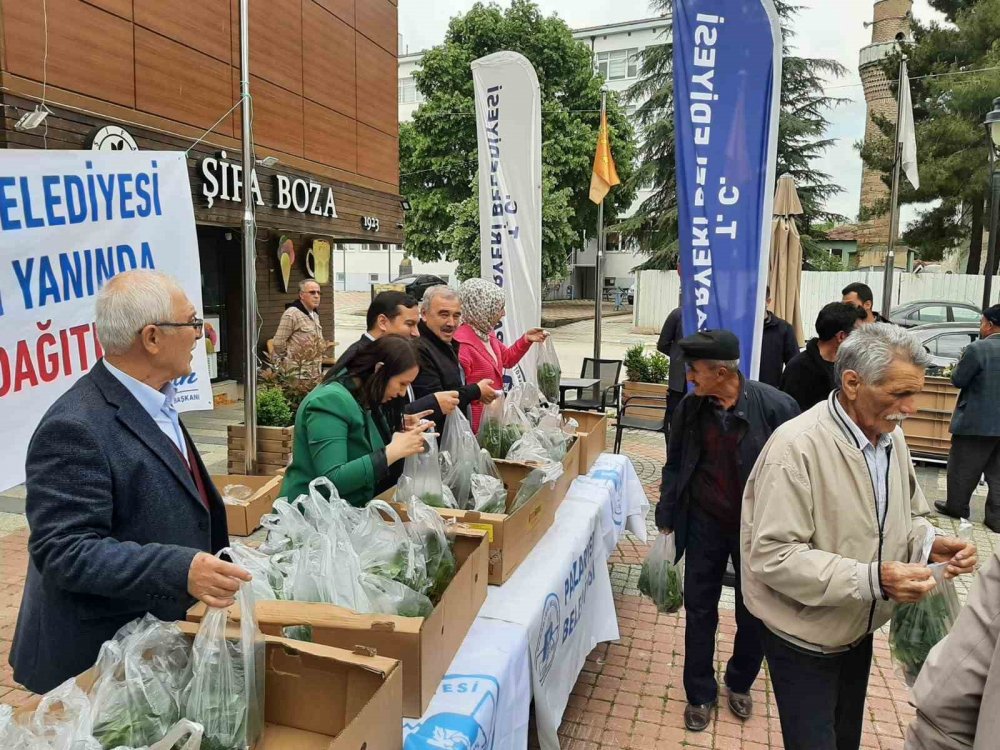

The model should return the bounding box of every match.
[1,420,997,749]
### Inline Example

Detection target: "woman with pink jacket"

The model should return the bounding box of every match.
[454,278,548,431]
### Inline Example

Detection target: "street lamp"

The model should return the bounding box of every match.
[982,97,1000,308]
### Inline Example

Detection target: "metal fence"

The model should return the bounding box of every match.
[634,269,992,333]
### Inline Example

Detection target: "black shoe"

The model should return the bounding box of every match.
[728,691,753,720]
[986,519,1000,534]
[934,500,966,520]
[684,701,716,732]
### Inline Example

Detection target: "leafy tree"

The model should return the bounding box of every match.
[399,0,637,281]
[621,0,847,270]
[859,0,1000,271]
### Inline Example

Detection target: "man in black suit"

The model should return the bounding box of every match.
[9,270,250,693]
[335,290,421,373]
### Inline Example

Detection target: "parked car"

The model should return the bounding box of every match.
[888,299,982,328]
[389,273,448,302]
[908,322,980,370]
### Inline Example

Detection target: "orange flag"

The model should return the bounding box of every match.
[589,109,621,204]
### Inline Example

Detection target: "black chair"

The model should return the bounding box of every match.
[613,387,668,453]
[563,358,622,412]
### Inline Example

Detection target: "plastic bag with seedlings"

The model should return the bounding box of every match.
[397,433,455,509]
[258,498,314,555]
[350,500,427,594]
[88,616,192,750]
[23,678,99,750]
[477,395,528,460]
[401,495,457,600]
[889,519,972,686]
[507,383,543,414]
[359,573,434,619]
[468,449,508,514]
[183,578,264,750]
[639,532,684,614]
[439,410,481,508]
[288,526,371,612]
[534,336,561,404]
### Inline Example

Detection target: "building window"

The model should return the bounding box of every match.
[398,78,423,104]
[595,48,640,81]
[369,273,380,282]
[335,272,345,282]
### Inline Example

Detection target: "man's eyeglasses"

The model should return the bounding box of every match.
[143,318,204,334]
[305,290,321,295]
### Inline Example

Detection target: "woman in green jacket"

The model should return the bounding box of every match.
[281,335,432,506]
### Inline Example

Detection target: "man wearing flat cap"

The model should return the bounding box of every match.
[937,304,1000,531]
[656,329,799,731]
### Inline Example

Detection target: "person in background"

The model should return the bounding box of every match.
[759,285,800,388]
[936,304,1000,532]
[281,335,433,506]
[412,286,497,438]
[905,544,1000,750]
[742,323,976,750]
[336,290,420,373]
[656,302,686,446]
[272,279,328,374]
[9,270,249,693]
[781,302,866,411]
[842,281,890,324]
[656,330,799,732]
[454,278,547,431]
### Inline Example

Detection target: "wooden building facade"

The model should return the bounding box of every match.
[0,0,403,380]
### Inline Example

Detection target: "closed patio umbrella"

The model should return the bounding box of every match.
[768,173,805,346]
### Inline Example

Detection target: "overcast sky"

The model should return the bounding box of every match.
[399,0,948,225]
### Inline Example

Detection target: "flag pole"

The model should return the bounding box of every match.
[880,57,907,318]
[594,89,607,362]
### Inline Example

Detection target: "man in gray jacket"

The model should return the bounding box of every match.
[742,324,977,750]
[936,304,1000,531]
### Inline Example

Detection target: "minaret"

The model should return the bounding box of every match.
[858,0,913,238]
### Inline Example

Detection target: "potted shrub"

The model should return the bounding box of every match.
[622,344,671,423]
[227,340,323,475]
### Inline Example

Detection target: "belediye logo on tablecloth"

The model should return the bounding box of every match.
[403,674,499,750]
[535,593,562,684]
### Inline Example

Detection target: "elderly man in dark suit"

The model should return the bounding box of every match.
[936,304,1000,532]
[9,270,250,693]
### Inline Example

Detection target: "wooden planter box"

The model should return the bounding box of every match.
[227,424,293,476]
[902,376,958,459]
[621,380,670,424]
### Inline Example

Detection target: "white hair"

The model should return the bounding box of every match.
[420,285,459,314]
[298,279,319,292]
[835,322,931,385]
[95,270,182,355]
[705,359,740,372]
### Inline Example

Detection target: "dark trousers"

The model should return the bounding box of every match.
[763,628,873,750]
[683,510,763,705]
[946,434,1000,529]
[663,388,686,450]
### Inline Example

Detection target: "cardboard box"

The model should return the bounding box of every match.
[17,626,403,750]
[563,410,609,474]
[211,473,284,536]
[190,527,489,719]
[409,437,581,586]
[496,432,580,509]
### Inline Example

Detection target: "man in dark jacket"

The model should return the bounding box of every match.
[657,304,686,445]
[412,285,497,438]
[842,281,891,324]
[656,329,799,732]
[9,270,249,693]
[759,286,800,387]
[780,302,865,411]
[336,290,420,373]
[937,305,1000,531]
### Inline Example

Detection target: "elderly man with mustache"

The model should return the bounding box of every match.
[741,323,977,750]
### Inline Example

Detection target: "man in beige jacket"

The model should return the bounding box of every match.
[742,323,977,750]
[906,547,1000,749]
